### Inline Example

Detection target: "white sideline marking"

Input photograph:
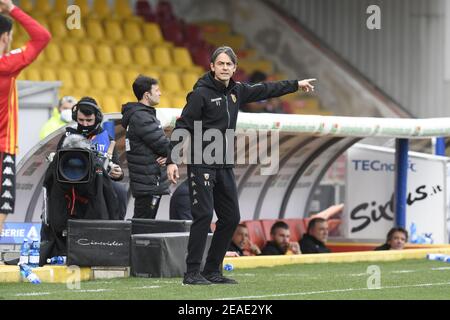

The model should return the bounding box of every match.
[431,267,450,271]
[391,270,417,274]
[73,289,112,293]
[15,292,51,297]
[216,281,450,300]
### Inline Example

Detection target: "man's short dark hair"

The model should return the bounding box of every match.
[386,227,408,242]
[0,14,13,36]
[270,221,289,235]
[133,75,158,101]
[77,96,100,116]
[210,46,237,65]
[307,218,327,234]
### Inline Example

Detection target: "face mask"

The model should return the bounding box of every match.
[77,124,97,136]
[60,109,73,123]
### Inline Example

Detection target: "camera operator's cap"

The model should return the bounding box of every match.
[58,96,77,107]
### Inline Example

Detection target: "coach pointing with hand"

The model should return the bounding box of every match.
[167,46,316,285]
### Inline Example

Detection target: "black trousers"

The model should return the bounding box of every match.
[111,181,128,220]
[133,195,161,219]
[186,166,241,273]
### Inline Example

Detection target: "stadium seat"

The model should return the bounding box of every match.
[57,69,75,91]
[158,96,171,108]
[73,0,90,17]
[53,0,69,17]
[49,19,68,39]
[171,95,187,109]
[135,0,156,22]
[24,68,41,81]
[40,69,57,81]
[93,0,111,19]
[160,72,183,93]
[108,70,127,92]
[142,23,166,46]
[78,43,97,66]
[242,220,266,249]
[260,219,278,241]
[19,0,33,13]
[124,70,142,88]
[161,21,184,46]
[172,47,194,70]
[105,21,124,43]
[141,69,160,80]
[181,72,199,91]
[61,43,79,65]
[114,45,134,67]
[153,46,173,69]
[156,0,176,24]
[100,96,119,113]
[90,69,109,91]
[86,20,105,42]
[34,0,52,15]
[96,44,114,66]
[43,44,62,65]
[283,219,304,242]
[115,0,134,20]
[132,46,153,67]
[73,69,92,90]
[124,22,144,44]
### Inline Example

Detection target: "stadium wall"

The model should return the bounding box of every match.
[268,0,450,118]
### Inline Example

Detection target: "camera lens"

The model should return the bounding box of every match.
[59,151,90,182]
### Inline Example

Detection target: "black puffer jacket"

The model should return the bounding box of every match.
[167,72,299,168]
[121,102,170,196]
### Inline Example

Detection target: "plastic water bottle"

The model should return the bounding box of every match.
[224,263,234,271]
[46,256,67,265]
[19,264,41,284]
[19,238,30,265]
[28,240,40,268]
[426,254,450,262]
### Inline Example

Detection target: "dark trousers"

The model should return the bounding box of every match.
[186,166,241,273]
[111,181,128,220]
[133,195,161,219]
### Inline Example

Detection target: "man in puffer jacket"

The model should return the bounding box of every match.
[121,75,170,219]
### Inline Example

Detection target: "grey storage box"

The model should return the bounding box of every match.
[130,219,192,235]
[130,232,212,278]
[68,220,131,267]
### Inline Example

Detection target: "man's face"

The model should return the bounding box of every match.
[310,221,329,243]
[232,226,249,248]
[388,231,407,250]
[145,84,161,106]
[76,111,96,127]
[210,52,236,83]
[272,228,290,252]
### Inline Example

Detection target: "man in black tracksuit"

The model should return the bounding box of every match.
[167,46,316,285]
[122,76,170,219]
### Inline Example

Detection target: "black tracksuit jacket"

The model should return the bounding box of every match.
[168,72,299,168]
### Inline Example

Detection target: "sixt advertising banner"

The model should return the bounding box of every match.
[0,223,41,244]
[344,144,448,243]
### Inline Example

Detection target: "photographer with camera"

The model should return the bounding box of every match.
[40,97,125,263]
[56,97,128,220]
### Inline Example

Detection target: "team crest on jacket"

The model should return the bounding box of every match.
[231,94,237,103]
[204,174,210,180]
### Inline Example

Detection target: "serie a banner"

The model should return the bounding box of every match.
[0,223,41,244]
